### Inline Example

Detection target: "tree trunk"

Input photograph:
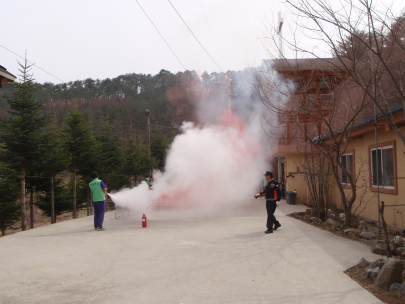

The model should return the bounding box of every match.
[30,188,34,229]
[130,173,133,188]
[318,179,324,212]
[73,161,77,219]
[1,219,5,236]
[90,190,93,215]
[345,209,351,227]
[87,181,90,216]
[51,172,55,224]
[20,166,27,231]
[380,201,392,258]
[331,163,351,226]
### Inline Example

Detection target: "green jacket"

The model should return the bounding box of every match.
[146,178,153,187]
[89,178,105,202]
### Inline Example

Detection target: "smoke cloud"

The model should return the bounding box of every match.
[109,67,275,218]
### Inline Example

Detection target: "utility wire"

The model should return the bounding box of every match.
[198,0,228,71]
[0,45,64,83]
[135,0,186,70]
[167,0,223,72]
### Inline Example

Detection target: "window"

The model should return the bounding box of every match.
[370,146,394,188]
[341,153,354,184]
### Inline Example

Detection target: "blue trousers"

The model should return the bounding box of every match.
[93,201,105,228]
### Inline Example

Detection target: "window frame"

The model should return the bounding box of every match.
[368,140,397,195]
[340,149,355,189]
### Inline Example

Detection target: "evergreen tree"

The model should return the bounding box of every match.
[64,106,98,219]
[35,178,72,221]
[0,59,49,230]
[40,121,68,223]
[151,127,174,170]
[124,136,154,187]
[0,167,20,236]
[36,177,87,221]
[97,118,123,187]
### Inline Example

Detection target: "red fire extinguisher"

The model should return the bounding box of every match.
[142,214,147,228]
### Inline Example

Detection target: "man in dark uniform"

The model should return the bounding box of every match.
[254,171,281,234]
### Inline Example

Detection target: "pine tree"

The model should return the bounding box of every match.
[97,118,123,187]
[151,127,174,170]
[124,136,154,187]
[35,178,71,222]
[0,58,49,230]
[40,120,68,223]
[0,167,20,236]
[64,106,98,218]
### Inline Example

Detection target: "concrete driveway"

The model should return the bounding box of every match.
[0,199,381,304]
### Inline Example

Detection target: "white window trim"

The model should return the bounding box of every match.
[370,145,394,189]
[340,153,353,185]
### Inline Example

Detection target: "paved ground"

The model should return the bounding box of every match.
[0,199,381,304]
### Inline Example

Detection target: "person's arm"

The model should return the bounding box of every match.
[276,183,281,205]
[255,185,268,199]
[100,181,108,195]
[277,185,281,201]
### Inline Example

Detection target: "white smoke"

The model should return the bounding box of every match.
[109,67,276,218]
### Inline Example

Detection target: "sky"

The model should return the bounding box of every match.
[1,0,289,84]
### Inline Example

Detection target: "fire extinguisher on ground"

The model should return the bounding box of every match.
[142,214,147,228]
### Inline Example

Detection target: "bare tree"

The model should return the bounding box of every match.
[283,0,405,145]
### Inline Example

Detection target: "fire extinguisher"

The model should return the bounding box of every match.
[142,214,147,228]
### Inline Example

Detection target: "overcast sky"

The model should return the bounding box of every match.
[1,0,292,84]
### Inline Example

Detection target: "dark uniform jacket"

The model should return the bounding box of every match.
[260,179,281,201]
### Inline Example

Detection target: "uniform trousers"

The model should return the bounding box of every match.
[266,199,279,230]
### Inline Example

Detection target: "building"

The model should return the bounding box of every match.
[332,105,405,228]
[268,58,405,229]
[266,57,349,206]
[0,65,16,88]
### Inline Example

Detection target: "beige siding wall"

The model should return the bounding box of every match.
[336,126,405,228]
[278,154,314,205]
[272,126,405,229]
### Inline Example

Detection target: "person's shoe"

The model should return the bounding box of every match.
[96,227,106,231]
[273,223,281,230]
[264,229,273,234]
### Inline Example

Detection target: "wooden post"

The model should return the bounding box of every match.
[30,188,34,229]
[51,172,55,224]
[73,161,77,219]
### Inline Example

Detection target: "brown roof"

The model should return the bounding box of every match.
[263,58,349,95]
[0,65,17,81]
[269,58,347,72]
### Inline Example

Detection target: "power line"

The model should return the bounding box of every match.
[198,0,228,71]
[167,0,224,72]
[135,0,186,70]
[0,45,64,83]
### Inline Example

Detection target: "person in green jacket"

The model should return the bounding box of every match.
[145,175,153,189]
[89,171,107,231]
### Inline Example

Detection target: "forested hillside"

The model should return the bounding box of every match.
[0,69,202,134]
[0,66,238,235]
